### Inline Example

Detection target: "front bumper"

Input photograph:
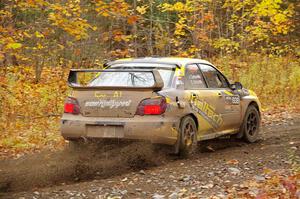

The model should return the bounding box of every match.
[61,114,180,145]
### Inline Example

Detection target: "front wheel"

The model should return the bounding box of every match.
[175,116,198,157]
[240,105,261,143]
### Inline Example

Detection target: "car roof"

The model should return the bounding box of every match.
[106,57,213,68]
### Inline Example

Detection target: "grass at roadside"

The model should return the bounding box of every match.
[212,55,300,108]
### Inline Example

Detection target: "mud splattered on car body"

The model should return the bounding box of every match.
[61,57,261,155]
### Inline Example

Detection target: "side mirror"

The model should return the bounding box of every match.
[231,82,243,90]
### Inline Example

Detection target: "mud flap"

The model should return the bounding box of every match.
[235,130,243,139]
[236,120,244,139]
[173,127,180,154]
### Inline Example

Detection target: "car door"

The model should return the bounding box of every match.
[184,64,223,139]
[198,64,241,132]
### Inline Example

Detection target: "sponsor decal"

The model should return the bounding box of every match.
[175,66,185,77]
[224,95,240,105]
[94,92,107,98]
[113,91,122,98]
[190,95,223,129]
[85,99,132,109]
[223,90,234,96]
[68,90,74,97]
[166,97,171,104]
[221,91,240,105]
[94,91,122,98]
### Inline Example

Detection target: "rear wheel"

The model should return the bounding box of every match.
[176,116,198,157]
[240,105,260,143]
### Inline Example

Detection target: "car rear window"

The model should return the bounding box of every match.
[89,68,174,88]
[89,71,156,87]
[108,63,175,88]
[90,63,175,88]
[90,70,174,88]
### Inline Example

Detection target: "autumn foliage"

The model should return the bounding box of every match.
[0,0,299,156]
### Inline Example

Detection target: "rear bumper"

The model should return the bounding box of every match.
[60,114,180,145]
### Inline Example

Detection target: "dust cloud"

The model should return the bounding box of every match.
[0,141,171,193]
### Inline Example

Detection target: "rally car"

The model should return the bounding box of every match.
[61,57,261,156]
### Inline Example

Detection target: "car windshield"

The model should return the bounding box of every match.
[89,67,174,88]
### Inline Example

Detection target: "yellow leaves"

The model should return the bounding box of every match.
[136,6,148,15]
[102,32,110,42]
[174,14,188,36]
[159,3,172,12]
[6,42,22,50]
[173,2,185,11]
[160,1,195,12]
[57,44,65,50]
[48,12,92,40]
[0,10,12,19]
[249,0,294,37]
[23,32,32,38]
[35,31,44,38]
[95,1,110,17]
[160,2,186,12]
[47,1,93,40]
[25,0,48,7]
[37,43,43,49]
[0,52,4,62]
[95,0,130,18]
[174,23,186,36]
[0,65,67,156]
[213,38,240,53]
[101,12,110,17]
[112,30,132,42]
[263,168,273,175]
[159,0,215,56]
[47,12,58,25]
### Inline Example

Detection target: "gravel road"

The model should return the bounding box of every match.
[1,114,299,199]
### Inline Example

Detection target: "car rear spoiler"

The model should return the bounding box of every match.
[67,69,164,91]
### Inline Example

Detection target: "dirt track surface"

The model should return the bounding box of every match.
[1,115,300,199]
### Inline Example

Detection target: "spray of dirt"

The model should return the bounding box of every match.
[0,137,249,193]
[0,141,172,193]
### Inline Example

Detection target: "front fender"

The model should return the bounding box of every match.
[240,92,261,121]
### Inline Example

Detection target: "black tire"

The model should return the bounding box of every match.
[175,116,198,157]
[240,105,260,143]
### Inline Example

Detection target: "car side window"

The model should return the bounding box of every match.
[199,64,228,88]
[185,64,207,89]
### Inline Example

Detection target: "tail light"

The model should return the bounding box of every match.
[136,97,167,116]
[64,97,80,114]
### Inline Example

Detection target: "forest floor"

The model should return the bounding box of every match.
[0,112,299,199]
